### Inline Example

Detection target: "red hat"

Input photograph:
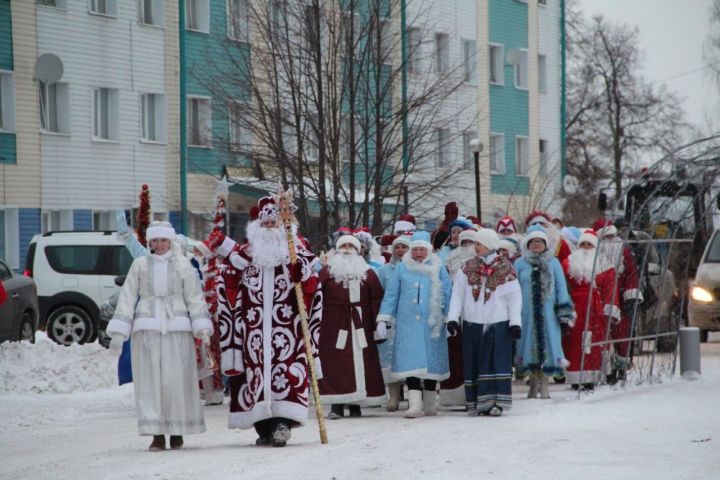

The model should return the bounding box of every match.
[394,213,417,234]
[256,196,278,221]
[524,210,552,227]
[249,206,259,221]
[577,229,598,248]
[591,218,612,231]
[466,215,481,226]
[495,215,518,233]
[381,234,398,247]
[398,213,416,224]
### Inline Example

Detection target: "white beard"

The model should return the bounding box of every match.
[446,246,476,278]
[545,224,562,255]
[598,239,624,273]
[247,220,290,268]
[567,248,600,283]
[328,251,369,285]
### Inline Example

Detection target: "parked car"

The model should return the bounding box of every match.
[688,228,720,342]
[0,258,39,344]
[24,231,133,346]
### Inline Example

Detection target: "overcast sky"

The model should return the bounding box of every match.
[577,0,718,133]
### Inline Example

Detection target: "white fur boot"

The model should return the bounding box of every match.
[422,390,438,416]
[386,383,401,412]
[404,390,424,418]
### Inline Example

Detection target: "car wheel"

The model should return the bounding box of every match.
[700,329,709,343]
[46,306,93,346]
[19,312,36,343]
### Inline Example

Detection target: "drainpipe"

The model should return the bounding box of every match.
[400,0,409,210]
[560,0,567,180]
[179,0,188,234]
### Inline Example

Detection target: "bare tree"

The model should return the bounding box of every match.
[704,0,720,89]
[563,7,687,222]
[194,0,470,246]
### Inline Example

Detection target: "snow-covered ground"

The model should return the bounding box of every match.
[1,333,719,480]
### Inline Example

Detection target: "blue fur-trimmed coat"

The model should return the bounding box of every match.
[515,252,575,375]
[377,253,452,381]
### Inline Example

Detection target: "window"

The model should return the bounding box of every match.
[140,0,164,26]
[106,246,134,276]
[45,246,102,275]
[186,0,210,33]
[342,11,359,58]
[227,0,248,41]
[0,209,19,268]
[434,33,449,73]
[462,131,477,169]
[41,210,73,233]
[187,96,212,147]
[539,139,548,176]
[407,27,421,74]
[515,136,529,176]
[228,100,251,153]
[514,49,528,89]
[140,93,166,142]
[490,133,505,174]
[538,54,547,92]
[38,81,70,134]
[379,20,392,65]
[92,211,112,230]
[37,0,67,8]
[303,118,319,163]
[270,0,286,40]
[341,116,360,163]
[92,87,119,140]
[89,0,117,16]
[462,40,477,84]
[489,44,504,85]
[539,0,547,5]
[434,128,451,167]
[0,72,16,133]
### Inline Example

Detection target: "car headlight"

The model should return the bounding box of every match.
[691,286,714,303]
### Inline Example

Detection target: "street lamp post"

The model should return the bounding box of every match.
[470,139,484,222]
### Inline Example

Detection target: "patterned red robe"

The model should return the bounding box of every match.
[317,267,386,405]
[217,242,323,430]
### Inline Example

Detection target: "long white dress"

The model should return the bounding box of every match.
[107,249,213,436]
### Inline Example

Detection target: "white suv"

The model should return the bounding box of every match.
[24,231,134,346]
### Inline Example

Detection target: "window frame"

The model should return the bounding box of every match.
[0,71,16,133]
[434,32,449,74]
[462,39,477,85]
[185,0,210,34]
[88,0,118,18]
[489,132,505,175]
[513,48,529,90]
[539,138,548,176]
[228,99,252,153]
[227,0,249,42]
[489,43,504,86]
[538,54,547,93]
[515,135,530,177]
[187,95,212,148]
[139,0,165,27]
[38,81,70,135]
[434,127,451,168]
[140,93,166,143]
[91,87,120,142]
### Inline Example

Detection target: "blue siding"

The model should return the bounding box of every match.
[0,131,16,164]
[73,209,93,230]
[489,0,529,196]
[168,211,181,232]
[0,0,12,71]
[186,0,251,176]
[19,209,41,271]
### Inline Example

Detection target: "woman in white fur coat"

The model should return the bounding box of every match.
[106,221,213,452]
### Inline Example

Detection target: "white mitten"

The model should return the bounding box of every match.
[108,334,126,353]
[199,330,212,346]
[374,321,388,341]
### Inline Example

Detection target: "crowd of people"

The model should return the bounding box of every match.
[105,196,646,451]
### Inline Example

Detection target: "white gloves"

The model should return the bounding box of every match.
[374,321,388,341]
[114,209,130,235]
[108,334,126,353]
[199,330,212,346]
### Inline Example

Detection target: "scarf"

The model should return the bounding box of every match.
[462,254,516,302]
[523,249,554,300]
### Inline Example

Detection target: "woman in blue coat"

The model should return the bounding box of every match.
[376,231,452,418]
[515,225,575,399]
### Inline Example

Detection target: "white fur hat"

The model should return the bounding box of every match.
[336,234,361,251]
[409,231,432,250]
[524,224,549,249]
[392,236,411,248]
[146,221,176,242]
[474,228,500,251]
[577,229,598,248]
[498,239,518,254]
[597,225,618,238]
[459,230,477,244]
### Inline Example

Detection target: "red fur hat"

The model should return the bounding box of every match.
[495,215,518,233]
[524,210,552,227]
[381,234,398,247]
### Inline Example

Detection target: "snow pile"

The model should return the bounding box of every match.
[0,332,118,394]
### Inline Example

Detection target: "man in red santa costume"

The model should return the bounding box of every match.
[495,215,521,242]
[318,234,386,419]
[524,211,573,264]
[207,196,323,447]
[593,220,642,384]
[561,230,621,390]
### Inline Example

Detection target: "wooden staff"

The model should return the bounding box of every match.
[275,187,329,445]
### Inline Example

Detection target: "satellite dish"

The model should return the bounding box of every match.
[562,175,579,195]
[506,48,524,66]
[35,54,64,83]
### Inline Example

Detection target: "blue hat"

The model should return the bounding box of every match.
[448,216,474,232]
[524,224,548,249]
[410,230,433,250]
